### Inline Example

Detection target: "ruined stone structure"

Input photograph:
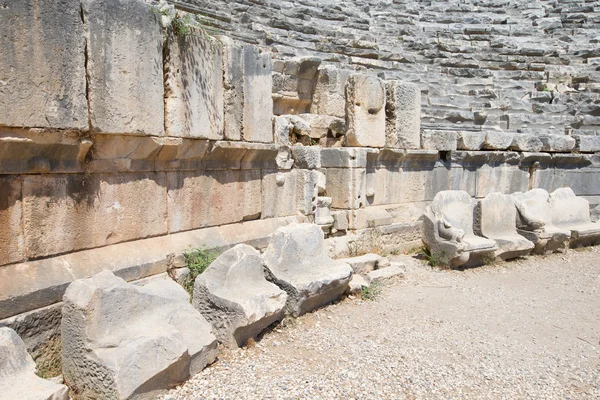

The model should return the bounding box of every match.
[1,0,600,395]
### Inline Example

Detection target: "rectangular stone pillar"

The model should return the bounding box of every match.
[346,74,386,148]
[385,81,421,149]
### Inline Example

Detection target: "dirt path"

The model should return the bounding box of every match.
[164,247,600,399]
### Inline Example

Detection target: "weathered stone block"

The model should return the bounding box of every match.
[0,0,87,129]
[84,0,164,135]
[89,135,163,172]
[263,224,353,316]
[421,130,457,151]
[193,244,287,348]
[291,146,321,169]
[167,170,262,233]
[298,114,345,139]
[349,207,393,230]
[0,177,23,266]
[62,271,218,399]
[549,187,600,246]
[315,197,334,226]
[346,74,386,148]
[338,253,382,275]
[23,173,168,259]
[484,131,514,150]
[539,135,576,153]
[165,30,224,139]
[366,265,404,284]
[476,165,529,198]
[310,65,350,118]
[243,45,274,143]
[321,148,369,168]
[221,37,244,141]
[325,168,367,209]
[509,134,544,152]
[385,81,421,149]
[573,134,600,153]
[0,327,68,400]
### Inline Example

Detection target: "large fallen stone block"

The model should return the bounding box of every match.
[0,0,87,129]
[512,189,571,254]
[478,193,534,260]
[263,224,353,316]
[385,81,421,149]
[62,270,218,400]
[422,190,496,268]
[346,74,386,148]
[0,327,69,400]
[549,187,600,247]
[193,244,287,348]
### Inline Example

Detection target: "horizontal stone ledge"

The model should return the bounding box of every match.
[0,216,300,320]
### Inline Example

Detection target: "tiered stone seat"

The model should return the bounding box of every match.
[549,187,600,247]
[512,189,571,254]
[422,190,496,268]
[478,192,535,260]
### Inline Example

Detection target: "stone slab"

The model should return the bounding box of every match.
[385,80,421,149]
[84,0,164,135]
[0,0,87,129]
[310,65,350,118]
[346,74,386,148]
[23,173,168,259]
[243,45,274,143]
[165,30,224,139]
[0,176,23,266]
[325,168,367,209]
[421,130,457,151]
[221,37,244,141]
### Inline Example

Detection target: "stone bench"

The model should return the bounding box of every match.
[422,190,496,268]
[512,189,570,254]
[478,192,535,260]
[0,327,68,400]
[263,224,353,317]
[193,244,288,348]
[62,270,218,400]
[549,187,600,247]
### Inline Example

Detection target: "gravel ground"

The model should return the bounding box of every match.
[162,247,600,400]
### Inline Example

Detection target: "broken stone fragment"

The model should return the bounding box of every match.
[0,327,69,400]
[61,270,218,400]
[263,224,353,316]
[315,197,335,226]
[193,244,287,348]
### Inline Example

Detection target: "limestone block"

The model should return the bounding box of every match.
[23,173,168,259]
[476,165,529,198]
[478,193,534,260]
[0,0,87,129]
[457,132,486,150]
[338,253,382,275]
[484,131,515,150]
[284,115,312,140]
[221,37,244,141]
[366,265,405,284]
[154,138,211,171]
[167,170,262,233]
[320,148,369,168]
[549,187,600,246]
[346,274,369,295]
[298,114,346,139]
[421,130,458,151]
[273,116,292,145]
[349,207,393,230]
[385,81,421,149]
[332,211,349,231]
[243,45,274,143]
[539,135,576,153]
[310,65,350,118]
[291,146,321,169]
[422,190,496,268]
[0,327,68,400]
[512,189,571,254]
[263,224,353,316]
[165,30,224,139]
[193,244,287,348]
[325,168,367,209]
[509,134,544,152]
[0,129,92,174]
[0,177,23,266]
[346,74,386,148]
[89,135,163,172]
[315,197,334,226]
[84,0,164,135]
[62,270,218,399]
[573,135,600,153]
[262,171,298,218]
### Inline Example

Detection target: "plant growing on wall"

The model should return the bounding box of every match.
[181,248,217,296]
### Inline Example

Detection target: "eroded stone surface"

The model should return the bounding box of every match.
[263,224,353,316]
[0,327,68,400]
[243,45,274,143]
[385,81,421,149]
[62,270,218,400]
[346,74,386,148]
[193,244,287,348]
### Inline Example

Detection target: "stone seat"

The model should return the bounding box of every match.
[512,189,571,254]
[422,190,496,268]
[0,327,69,400]
[263,223,353,317]
[550,187,600,246]
[193,244,288,348]
[62,270,218,400]
[478,192,534,260]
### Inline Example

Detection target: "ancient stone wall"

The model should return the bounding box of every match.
[1,0,600,330]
